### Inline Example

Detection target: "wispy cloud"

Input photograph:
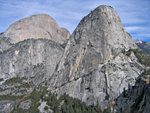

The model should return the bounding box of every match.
[138,34,150,37]
[0,0,150,42]
[124,26,149,33]
[125,26,141,32]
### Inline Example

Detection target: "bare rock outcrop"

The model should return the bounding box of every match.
[48,5,141,109]
[0,36,13,53]
[114,78,150,113]
[0,39,64,96]
[0,5,149,113]
[61,27,70,39]
[3,14,70,44]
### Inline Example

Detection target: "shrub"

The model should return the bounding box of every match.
[44,106,48,110]
[123,49,150,66]
[3,77,26,85]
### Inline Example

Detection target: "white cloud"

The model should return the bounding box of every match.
[125,26,140,32]
[124,26,148,32]
[136,34,150,37]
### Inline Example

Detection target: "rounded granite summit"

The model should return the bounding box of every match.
[48,5,139,109]
[3,14,70,44]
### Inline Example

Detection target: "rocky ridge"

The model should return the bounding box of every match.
[136,40,150,54]
[3,14,70,44]
[0,5,149,113]
[47,5,141,109]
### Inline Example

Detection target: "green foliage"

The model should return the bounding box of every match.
[105,95,110,100]
[123,49,150,66]
[3,77,27,85]
[45,93,102,113]
[13,87,48,113]
[24,87,47,112]
[16,82,30,89]
[122,49,132,56]
[132,49,150,66]
[0,95,22,101]
[141,70,150,77]
[103,108,111,113]
[44,92,61,111]
[44,106,48,110]
[3,77,31,93]
[11,87,102,113]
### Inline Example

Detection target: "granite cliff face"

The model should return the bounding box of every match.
[0,36,13,53]
[114,78,150,113]
[3,14,70,44]
[0,39,64,82]
[0,5,149,113]
[0,39,64,96]
[47,5,142,109]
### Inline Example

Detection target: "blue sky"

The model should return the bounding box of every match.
[0,0,150,42]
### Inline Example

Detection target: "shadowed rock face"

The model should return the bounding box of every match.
[3,14,70,44]
[0,39,64,82]
[114,78,150,113]
[136,40,150,54]
[48,5,141,109]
